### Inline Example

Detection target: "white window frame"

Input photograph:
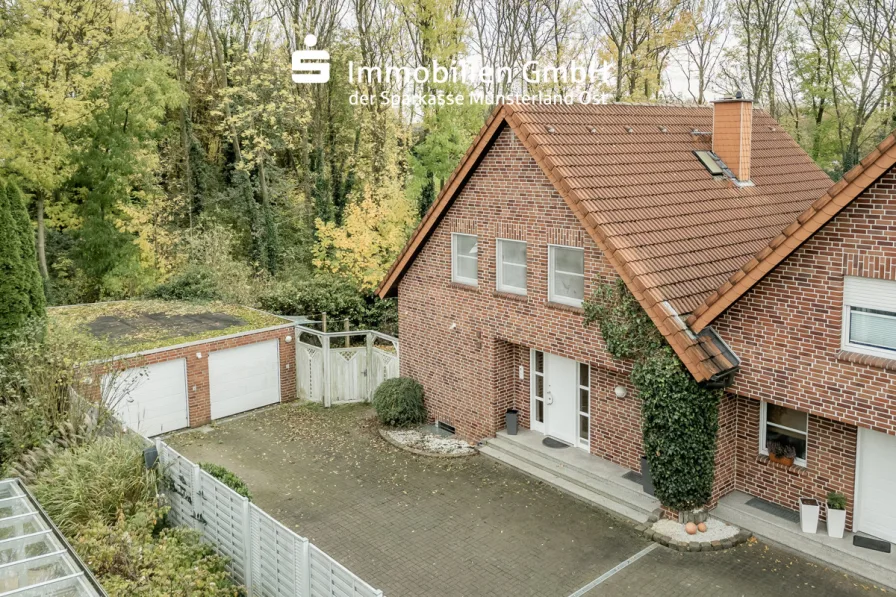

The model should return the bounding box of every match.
[759,401,808,467]
[548,244,585,307]
[841,276,896,359]
[496,239,527,295]
[451,233,478,286]
[530,349,545,433]
[577,363,590,451]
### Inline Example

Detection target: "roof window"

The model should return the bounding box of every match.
[694,150,724,177]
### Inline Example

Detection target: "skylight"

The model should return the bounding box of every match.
[694,150,724,176]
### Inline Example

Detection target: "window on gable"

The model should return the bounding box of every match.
[549,245,584,307]
[760,402,808,466]
[843,276,896,358]
[451,233,478,286]
[496,239,527,294]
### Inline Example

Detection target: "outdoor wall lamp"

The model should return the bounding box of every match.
[614,386,628,399]
[285,335,293,343]
[196,352,202,359]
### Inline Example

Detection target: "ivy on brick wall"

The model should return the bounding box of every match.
[584,277,722,511]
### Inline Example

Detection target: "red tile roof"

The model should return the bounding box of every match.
[688,131,896,332]
[377,102,833,381]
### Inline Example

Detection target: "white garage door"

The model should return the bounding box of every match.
[856,427,896,543]
[209,340,280,420]
[107,359,189,437]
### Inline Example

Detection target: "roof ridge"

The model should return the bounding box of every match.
[687,130,896,331]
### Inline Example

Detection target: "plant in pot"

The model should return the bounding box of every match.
[826,491,847,539]
[766,440,796,467]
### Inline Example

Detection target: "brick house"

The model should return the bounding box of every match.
[377,99,896,544]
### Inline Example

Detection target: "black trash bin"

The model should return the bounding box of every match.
[505,409,519,435]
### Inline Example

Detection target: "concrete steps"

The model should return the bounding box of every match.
[714,491,896,591]
[480,432,659,524]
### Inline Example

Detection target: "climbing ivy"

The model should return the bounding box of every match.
[584,277,722,511]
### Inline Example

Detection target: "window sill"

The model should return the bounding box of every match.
[836,349,896,372]
[545,301,585,314]
[756,454,809,476]
[449,282,480,293]
[493,290,528,302]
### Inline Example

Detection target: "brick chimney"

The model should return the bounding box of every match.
[712,96,753,182]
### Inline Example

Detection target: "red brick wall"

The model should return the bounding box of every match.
[397,125,645,472]
[709,393,738,507]
[100,325,297,428]
[713,166,896,525]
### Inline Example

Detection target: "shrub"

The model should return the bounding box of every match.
[147,265,222,301]
[259,273,398,334]
[372,377,427,426]
[200,462,251,500]
[31,434,158,535]
[76,503,240,597]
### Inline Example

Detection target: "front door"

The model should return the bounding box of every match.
[856,427,896,543]
[545,353,578,446]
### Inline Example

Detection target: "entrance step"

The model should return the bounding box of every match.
[480,430,659,524]
[714,491,896,590]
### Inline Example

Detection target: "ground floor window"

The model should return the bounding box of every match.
[532,350,545,428]
[578,363,590,449]
[760,402,808,466]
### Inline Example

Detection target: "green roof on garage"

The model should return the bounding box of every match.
[49,300,289,354]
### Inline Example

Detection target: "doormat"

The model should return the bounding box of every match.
[542,437,570,449]
[854,535,892,553]
[745,496,800,524]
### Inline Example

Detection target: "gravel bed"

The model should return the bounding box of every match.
[652,518,740,543]
[384,429,476,455]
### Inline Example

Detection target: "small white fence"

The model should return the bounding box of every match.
[155,440,383,597]
[294,326,399,406]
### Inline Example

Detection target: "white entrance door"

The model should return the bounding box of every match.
[107,359,189,437]
[856,427,896,543]
[209,340,281,420]
[545,353,578,446]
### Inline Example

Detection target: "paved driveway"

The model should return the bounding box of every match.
[168,403,888,597]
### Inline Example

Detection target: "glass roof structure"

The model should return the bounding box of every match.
[0,479,106,597]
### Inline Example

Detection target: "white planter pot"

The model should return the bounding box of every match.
[799,497,820,533]
[826,507,847,539]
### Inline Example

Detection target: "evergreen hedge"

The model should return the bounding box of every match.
[0,180,45,335]
[372,377,427,427]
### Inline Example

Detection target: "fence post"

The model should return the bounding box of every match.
[242,498,252,594]
[365,332,374,401]
[322,334,331,407]
[300,537,311,597]
[192,462,202,531]
[344,318,350,348]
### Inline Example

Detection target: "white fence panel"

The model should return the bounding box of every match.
[249,505,305,597]
[157,443,198,530]
[154,439,382,597]
[368,348,398,400]
[309,545,382,597]
[296,342,325,403]
[197,472,250,584]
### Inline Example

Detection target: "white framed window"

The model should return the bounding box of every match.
[759,402,808,467]
[496,239,527,294]
[842,276,896,359]
[451,233,478,286]
[548,245,585,306]
[531,350,545,432]
[577,362,590,450]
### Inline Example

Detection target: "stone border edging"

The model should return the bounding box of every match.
[377,428,478,459]
[634,510,752,552]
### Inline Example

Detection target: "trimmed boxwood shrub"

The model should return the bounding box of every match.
[200,463,251,500]
[372,377,427,427]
